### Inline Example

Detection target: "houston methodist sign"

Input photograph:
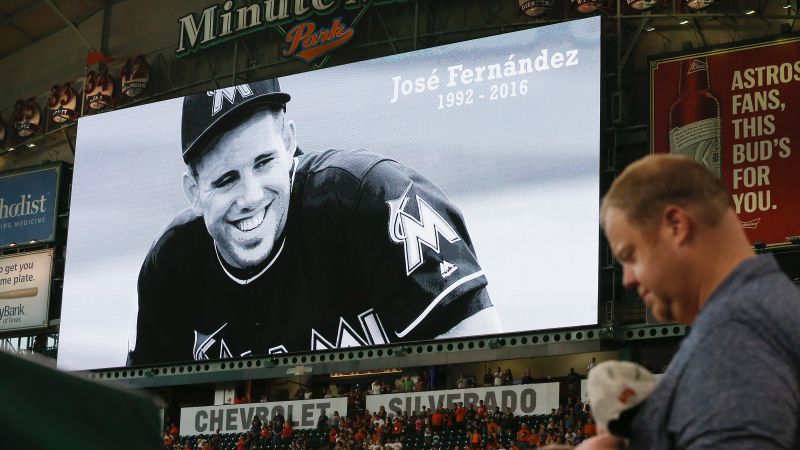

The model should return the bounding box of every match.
[176,0,407,64]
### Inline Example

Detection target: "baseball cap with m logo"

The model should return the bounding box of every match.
[181,78,290,163]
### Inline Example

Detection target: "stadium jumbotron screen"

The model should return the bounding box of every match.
[58,17,601,370]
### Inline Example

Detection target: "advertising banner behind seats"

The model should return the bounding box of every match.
[365,383,560,417]
[0,165,60,247]
[180,397,348,435]
[0,250,53,332]
[650,36,800,245]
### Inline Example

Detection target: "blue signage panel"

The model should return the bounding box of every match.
[0,166,59,247]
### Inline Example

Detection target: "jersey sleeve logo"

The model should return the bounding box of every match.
[386,182,461,275]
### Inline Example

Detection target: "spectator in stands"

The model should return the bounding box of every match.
[318,410,329,430]
[573,428,586,446]
[331,411,341,429]
[457,373,467,389]
[566,368,580,399]
[454,402,467,429]
[476,400,487,418]
[520,369,533,384]
[250,415,262,437]
[483,368,493,386]
[470,428,481,447]
[432,431,441,448]
[281,421,294,441]
[516,423,531,450]
[403,376,415,393]
[493,367,503,386]
[294,386,306,400]
[582,416,596,438]
[236,434,247,450]
[502,369,513,386]
[586,357,597,374]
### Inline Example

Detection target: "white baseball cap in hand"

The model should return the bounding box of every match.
[587,360,657,436]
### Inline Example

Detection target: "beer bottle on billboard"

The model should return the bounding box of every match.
[668,57,721,177]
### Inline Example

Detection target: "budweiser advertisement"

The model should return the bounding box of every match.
[650,36,800,245]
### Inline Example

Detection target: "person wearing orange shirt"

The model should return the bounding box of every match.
[392,418,403,436]
[516,424,531,450]
[281,422,294,440]
[470,430,481,447]
[487,419,498,439]
[373,425,383,444]
[455,402,467,427]
[431,409,443,429]
[526,432,540,449]
[329,427,337,449]
[582,417,596,438]
[355,427,366,444]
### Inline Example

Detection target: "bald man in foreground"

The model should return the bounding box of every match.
[579,154,799,449]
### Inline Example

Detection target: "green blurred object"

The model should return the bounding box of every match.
[0,350,161,449]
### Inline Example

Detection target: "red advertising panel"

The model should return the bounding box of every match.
[650,36,800,245]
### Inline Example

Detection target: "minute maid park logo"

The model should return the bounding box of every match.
[176,0,407,66]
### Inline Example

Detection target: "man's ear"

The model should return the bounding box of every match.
[663,205,692,245]
[182,171,203,217]
[283,119,297,157]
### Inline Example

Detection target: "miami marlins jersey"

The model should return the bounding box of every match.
[129,149,491,366]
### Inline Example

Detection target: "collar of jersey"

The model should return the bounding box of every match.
[214,157,298,285]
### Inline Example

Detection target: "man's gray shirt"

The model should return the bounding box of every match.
[630,255,800,450]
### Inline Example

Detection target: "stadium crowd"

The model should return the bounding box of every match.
[166,366,597,450]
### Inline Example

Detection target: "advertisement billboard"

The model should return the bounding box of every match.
[0,165,60,247]
[0,250,53,332]
[365,383,561,418]
[650,36,800,245]
[180,397,348,436]
[58,17,601,370]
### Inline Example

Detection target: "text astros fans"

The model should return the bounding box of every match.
[128,79,500,365]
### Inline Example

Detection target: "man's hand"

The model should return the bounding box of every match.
[574,434,624,450]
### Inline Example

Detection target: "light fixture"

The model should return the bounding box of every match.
[518,0,553,16]
[745,9,757,14]
[330,368,402,378]
[627,0,657,10]
[575,0,602,13]
[679,19,690,24]
[787,236,800,245]
[8,147,14,152]
[645,26,656,31]
[8,243,16,247]
[685,0,714,10]
[783,3,792,8]
[26,143,36,148]
[29,240,37,244]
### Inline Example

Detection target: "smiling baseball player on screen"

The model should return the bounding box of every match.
[128,78,500,366]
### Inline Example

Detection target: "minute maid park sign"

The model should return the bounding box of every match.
[176,0,408,66]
